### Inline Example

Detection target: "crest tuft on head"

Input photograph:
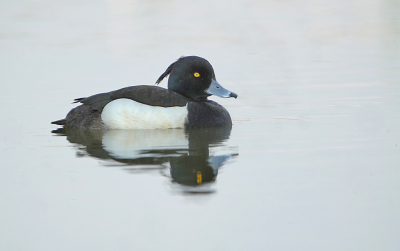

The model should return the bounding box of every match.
[155,56,185,85]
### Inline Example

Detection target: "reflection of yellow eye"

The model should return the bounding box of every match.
[194,72,200,77]
[197,171,202,184]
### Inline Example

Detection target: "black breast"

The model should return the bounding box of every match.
[186,101,232,128]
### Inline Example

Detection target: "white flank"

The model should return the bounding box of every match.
[101,98,188,129]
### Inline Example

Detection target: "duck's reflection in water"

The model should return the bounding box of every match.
[52,127,238,194]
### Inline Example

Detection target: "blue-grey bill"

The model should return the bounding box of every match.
[206,79,238,98]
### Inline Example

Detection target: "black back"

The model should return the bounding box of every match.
[75,85,191,111]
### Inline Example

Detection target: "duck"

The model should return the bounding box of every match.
[51,56,237,129]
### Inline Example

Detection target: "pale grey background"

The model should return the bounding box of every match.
[0,0,399,250]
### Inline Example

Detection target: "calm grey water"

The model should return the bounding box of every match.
[1,0,400,250]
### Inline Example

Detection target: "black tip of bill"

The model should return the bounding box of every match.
[229,92,238,99]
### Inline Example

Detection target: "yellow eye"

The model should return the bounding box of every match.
[194,72,200,77]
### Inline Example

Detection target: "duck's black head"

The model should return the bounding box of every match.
[156,56,237,101]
